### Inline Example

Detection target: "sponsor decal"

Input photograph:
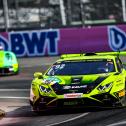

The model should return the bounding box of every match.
[63,85,87,89]
[44,77,61,84]
[64,93,83,98]
[108,26,126,51]
[64,101,78,105]
[71,77,82,84]
[0,30,59,57]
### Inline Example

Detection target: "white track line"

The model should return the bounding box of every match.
[0,89,29,91]
[46,112,89,126]
[107,121,126,126]
[0,89,29,99]
[0,96,29,99]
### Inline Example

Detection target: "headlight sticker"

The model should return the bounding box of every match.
[39,86,51,93]
[98,83,112,92]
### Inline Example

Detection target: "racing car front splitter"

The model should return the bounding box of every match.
[30,93,126,111]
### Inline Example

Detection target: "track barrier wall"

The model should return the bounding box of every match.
[0,25,126,57]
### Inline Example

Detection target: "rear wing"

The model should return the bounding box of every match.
[60,51,126,59]
[96,51,126,56]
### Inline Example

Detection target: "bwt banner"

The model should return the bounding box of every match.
[0,30,59,57]
[0,25,126,57]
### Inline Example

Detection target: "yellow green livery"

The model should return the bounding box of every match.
[30,52,126,112]
[0,50,19,75]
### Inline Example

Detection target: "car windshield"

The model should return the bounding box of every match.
[46,59,115,76]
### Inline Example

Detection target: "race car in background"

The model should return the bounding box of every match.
[30,52,126,112]
[0,46,19,75]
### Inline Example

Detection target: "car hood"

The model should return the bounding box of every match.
[0,51,4,67]
[43,74,113,85]
[0,51,15,67]
[41,74,117,95]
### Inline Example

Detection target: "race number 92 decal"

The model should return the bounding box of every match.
[108,26,126,51]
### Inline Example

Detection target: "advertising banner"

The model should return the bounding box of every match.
[0,25,126,57]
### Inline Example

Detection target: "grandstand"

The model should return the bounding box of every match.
[0,0,125,31]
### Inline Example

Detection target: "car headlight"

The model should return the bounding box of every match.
[97,83,112,92]
[13,64,18,68]
[40,86,51,93]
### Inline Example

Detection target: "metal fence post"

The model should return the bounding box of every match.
[80,0,85,27]
[3,0,9,32]
[122,0,126,22]
[59,0,66,26]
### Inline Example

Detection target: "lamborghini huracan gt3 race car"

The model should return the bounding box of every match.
[30,52,126,112]
[0,50,19,75]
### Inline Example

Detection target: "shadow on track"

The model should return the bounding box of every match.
[2,106,126,126]
[5,105,124,118]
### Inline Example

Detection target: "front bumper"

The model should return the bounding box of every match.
[30,93,122,111]
[0,67,18,75]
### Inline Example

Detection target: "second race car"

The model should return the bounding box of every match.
[0,47,19,75]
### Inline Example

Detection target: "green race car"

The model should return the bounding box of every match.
[0,50,19,75]
[30,52,126,112]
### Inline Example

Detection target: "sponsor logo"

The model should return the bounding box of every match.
[71,77,82,84]
[63,85,87,89]
[0,30,60,57]
[44,77,61,84]
[108,26,126,51]
[64,93,83,98]
[64,101,78,105]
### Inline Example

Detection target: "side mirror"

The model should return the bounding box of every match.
[34,72,43,79]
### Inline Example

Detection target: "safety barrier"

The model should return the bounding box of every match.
[0,25,126,57]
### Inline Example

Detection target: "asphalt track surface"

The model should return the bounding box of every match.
[0,57,126,126]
